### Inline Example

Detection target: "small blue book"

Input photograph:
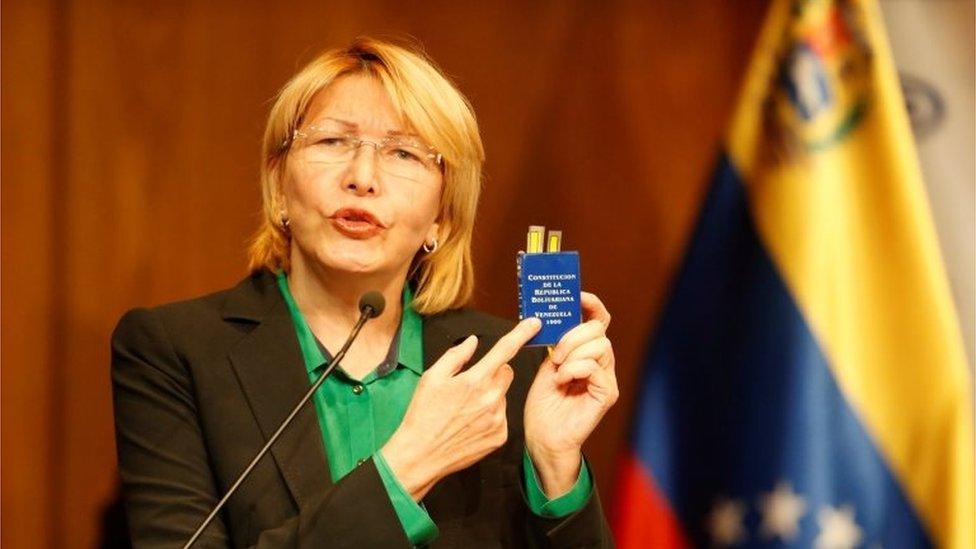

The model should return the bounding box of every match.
[517,251,582,346]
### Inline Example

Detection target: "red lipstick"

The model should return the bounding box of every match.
[329,207,385,239]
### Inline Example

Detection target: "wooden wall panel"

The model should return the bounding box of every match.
[467,2,767,484]
[2,1,767,546]
[1,1,58,547]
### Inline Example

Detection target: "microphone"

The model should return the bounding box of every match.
[184,291,387,548]
[359,290,385,318]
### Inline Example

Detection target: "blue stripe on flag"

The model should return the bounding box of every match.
[632,155,933,547]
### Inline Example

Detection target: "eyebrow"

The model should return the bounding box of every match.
[318,117,418,138]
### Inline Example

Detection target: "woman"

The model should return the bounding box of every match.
[112,37,618,548]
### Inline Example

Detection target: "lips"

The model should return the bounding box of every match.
[328,207,385,238]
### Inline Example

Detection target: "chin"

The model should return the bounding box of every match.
[316,247,387,276]
[298,237,407,279]
[320,255,380,275]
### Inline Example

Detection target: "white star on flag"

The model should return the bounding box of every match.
[707,496,747,546]
[814,504,863,549]
[758,481,807,541]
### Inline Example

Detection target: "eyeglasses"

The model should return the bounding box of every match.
[288,125,443,182]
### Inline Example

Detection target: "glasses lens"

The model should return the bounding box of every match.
[378,138,439,180]
[296,130,356,164]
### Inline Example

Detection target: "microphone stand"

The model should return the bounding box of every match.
[184,302,380,548]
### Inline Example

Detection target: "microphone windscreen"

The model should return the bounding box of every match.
[358,291,385,318]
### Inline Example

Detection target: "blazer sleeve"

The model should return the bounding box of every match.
[523,476,614,548]
[111,308,412,548]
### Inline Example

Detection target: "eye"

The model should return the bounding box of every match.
[390,147,423,163]
[315,136,349,147]
[394,148,421,161]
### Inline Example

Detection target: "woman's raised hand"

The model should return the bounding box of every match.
[523,292,618,498]
[381,317,542,500]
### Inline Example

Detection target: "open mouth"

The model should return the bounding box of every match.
[329,208,385,238]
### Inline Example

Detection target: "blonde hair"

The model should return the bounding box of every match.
[248,37,484,314]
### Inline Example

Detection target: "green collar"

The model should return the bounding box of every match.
[275,271,424,376]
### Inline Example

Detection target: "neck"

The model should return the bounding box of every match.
[286,252,405,340]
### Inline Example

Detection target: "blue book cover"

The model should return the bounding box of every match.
[517,251,582,346]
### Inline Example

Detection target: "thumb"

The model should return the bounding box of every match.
[429,335,479,377]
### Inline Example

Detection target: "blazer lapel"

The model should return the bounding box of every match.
[223,272,332,513]
[422,309,491,370]
[422,314,457,370]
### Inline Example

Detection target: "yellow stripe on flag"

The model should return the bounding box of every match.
[727,0,973,547]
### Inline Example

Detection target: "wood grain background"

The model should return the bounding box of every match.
[1,1,767,546]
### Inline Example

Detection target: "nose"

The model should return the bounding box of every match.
[343,142,381,196]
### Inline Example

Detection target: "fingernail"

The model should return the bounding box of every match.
[525,317,542,329]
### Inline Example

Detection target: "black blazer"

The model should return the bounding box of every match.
[111,270,613,548]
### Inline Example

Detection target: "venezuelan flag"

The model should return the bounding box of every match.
[613,1,974,547]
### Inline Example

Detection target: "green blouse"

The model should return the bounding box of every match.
[276,272,591,546]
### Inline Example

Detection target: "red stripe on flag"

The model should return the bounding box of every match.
[612,453,688,548]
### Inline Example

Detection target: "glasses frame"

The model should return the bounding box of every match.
[285,126,444,170]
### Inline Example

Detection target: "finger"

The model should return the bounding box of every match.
[477,363,513,415]
[554,358,600,385]
[550,319,605,365]
[588,366,620,406]
[492,363,515,392]
[568,365,619,408]
[481,363,515,405]
[429,335,479,377]
[467,317,541,379]
[581,292,611,328]
[562,336,612,369]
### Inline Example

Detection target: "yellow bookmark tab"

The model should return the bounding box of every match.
[527,225,545,254]
[546,230,562,253]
